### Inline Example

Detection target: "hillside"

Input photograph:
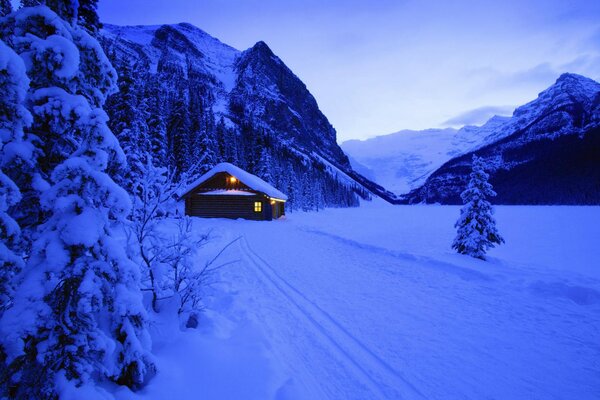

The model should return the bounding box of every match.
[100,23,397,209]
[403,73,600,204]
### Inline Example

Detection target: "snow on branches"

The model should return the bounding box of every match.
[0,39,31,313]
[0,6,152,398]
[452,155,504,260]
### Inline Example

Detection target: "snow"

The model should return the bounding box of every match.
[198,189,256,196]
[341,122,506,194]
[115,203,600,400]
[102,23,239,116]
[179,162,288,200]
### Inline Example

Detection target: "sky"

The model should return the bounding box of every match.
[98,0,600,142]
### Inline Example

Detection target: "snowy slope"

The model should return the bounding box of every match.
[103,23,238,118]
[342,116,510,194]
[115,205,600,400]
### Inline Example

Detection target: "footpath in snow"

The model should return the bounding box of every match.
[119,202,600,400]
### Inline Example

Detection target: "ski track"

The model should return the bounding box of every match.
[239,235,425,400]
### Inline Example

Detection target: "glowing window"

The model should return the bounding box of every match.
[254,202,262,212]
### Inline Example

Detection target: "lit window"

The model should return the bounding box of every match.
[229,176,237,184]
[254,201,262,212]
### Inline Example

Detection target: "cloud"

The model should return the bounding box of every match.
[442,105,515,127]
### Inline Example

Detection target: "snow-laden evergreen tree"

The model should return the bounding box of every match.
[105,56,151,188]
[44,0,78,23]
[196,128,217,175]
[0,40,32,314]
[0,6,154,398]
[0,3,120,232]
[256,147,273,184]
[77,0,101,36]
[0,0,11,16]
[145,84,168,166]
[452,155,504,260]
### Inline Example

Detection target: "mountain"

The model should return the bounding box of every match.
[403,73,600,204]
[100,23,396,209]
[342,115,510,194]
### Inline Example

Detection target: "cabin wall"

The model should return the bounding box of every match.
[185,194,271,220]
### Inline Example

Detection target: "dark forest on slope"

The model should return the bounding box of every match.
[100,25,371,211]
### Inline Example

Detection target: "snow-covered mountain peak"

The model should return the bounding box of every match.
[477,73,600,146]
[103,23,239,90]
[248,40,272,54]
[553,72,600,96]
[514,72,600,118]
[404,73,600,204]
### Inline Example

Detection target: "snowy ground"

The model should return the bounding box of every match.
[118,202,600,400]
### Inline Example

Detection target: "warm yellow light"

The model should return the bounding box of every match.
[229,176,237,183]
[270,200,276,205]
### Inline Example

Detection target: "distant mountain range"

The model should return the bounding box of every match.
[344,73,600,204]
[341,116,510,194]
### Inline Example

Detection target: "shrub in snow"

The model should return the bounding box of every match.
[0,5,153,398]
[0,39,31,313]
[452,155,504,260]
[128,155,228,321]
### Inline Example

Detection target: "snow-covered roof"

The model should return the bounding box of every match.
[198,190,255,196]
[179,163,288,201]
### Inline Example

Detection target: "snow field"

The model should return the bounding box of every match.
[116,203,600,399]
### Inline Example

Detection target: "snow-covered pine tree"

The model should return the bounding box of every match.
[195,128,217,175]
[145,82,168,167]
[168,93,192,173]
[301,172,312,211]
[0,0,11,16]
[0,2,120,231]
[0,40,32,314]
[44,0,77,23]
[19,0,41,9]
[452,155,504,260]
[256,147,273,184]
[285,163,296,212]
[77,0,101,36]
[0,6,154,397]
[105,56,151,188]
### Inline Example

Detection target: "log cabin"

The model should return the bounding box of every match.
[179,163,287,220]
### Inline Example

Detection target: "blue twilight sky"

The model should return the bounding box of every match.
[98,0,600,141]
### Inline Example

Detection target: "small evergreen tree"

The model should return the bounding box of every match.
[452,155,504,260]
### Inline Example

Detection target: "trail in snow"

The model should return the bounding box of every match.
[239,236,424,400]
[120,205,600,400]
[223,205,600,400]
